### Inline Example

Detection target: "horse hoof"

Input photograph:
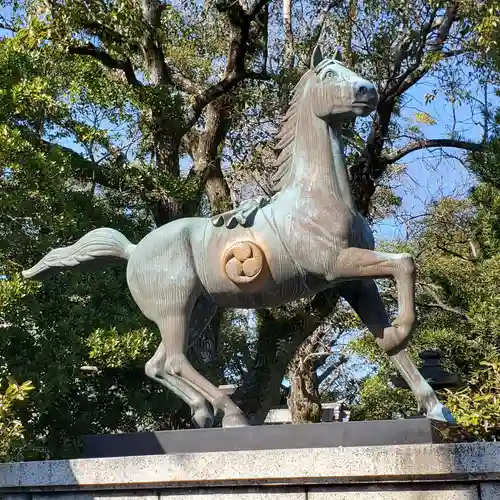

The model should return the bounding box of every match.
[427,403,457,425]
[192,405,214,428]
[222,412,249,428]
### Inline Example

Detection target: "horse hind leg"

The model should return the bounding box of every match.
[338,279,456,425]
[149,289,249,428]
[145,343,214,428]
[159,311,249,427]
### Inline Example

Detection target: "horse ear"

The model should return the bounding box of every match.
[333,49,343,62]
[310,45,324,69]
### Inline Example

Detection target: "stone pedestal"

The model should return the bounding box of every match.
[1,442,499,500]
[82,419,441,458]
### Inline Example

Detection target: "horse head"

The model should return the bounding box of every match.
[307,45,379,123]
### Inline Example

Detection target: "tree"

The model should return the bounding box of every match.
[278,0,497,419]
[0,378,33,462]
[0,32,194,458]
[444,359,500,441]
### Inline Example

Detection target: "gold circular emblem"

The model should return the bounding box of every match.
[223,241,265,284]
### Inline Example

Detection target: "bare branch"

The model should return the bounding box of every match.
[187,71,269,128]
[69,43,142,87]
[436,244,476,262]
[469,240,479,260]
[81,16,198,93]
[385,284,471,322]
[383,4,461,104]
[442,49,466,58]
[302,350,333,363]
[381,9,438,101]
[416,300,471,321]
[385,139,483,164]
[81,21,139,50]
[0,21,17,32]
[428,4,458,52]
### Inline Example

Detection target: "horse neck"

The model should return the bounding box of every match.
[328,124,355,211]
[283,108,355,211]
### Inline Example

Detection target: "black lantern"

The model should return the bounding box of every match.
[391,350,461,390]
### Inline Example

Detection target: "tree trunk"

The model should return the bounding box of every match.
[287,339,322,423]
[193,97,233,215]
[233,308,293,423]
[284,277,343,422]
[232,290,340,424]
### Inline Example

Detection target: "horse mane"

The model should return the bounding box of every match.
[271,61,330,193]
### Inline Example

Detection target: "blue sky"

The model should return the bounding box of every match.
[375,68,498,242]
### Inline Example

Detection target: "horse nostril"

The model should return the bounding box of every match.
[355,84,378,104]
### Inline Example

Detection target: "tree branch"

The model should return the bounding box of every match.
[317,355,346,385]
[163,57,201,94]
[436,244,476,262]
[26,133,165,205]
[385,284,471,322]
[25,133,120,191]
[418,283,471,322]
[69,43,142,87]
[416,300,471,321]
[184,0,270,129]
[283,0,294,69]
[234,289,340,423]
[385,139,483,163]
[428,4,458,52]
[187,71,269,128]
[81,18,198,94]
[81,21,139,50]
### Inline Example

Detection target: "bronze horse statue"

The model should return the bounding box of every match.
[23,47,456,428]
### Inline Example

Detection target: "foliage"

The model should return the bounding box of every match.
[457,0,500,65]
[349,181,500,425]
[0,32,192,459]
[0,378,34,462]
[443,358,500,441]
[348,374,415,421]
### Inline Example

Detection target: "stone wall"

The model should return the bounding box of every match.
[1,443,499,500]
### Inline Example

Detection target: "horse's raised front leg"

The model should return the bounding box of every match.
[338,278,456,425]
[145,343,214,428]
[336,249,416,353]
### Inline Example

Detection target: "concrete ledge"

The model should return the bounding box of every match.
[1,443,499,491]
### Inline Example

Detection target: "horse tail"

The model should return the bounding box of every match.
[22,228,136,280]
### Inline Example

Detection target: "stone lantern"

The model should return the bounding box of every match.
[391,350,461,390]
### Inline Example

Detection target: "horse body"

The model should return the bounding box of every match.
[23,46,457,429]
[125,184,366,312]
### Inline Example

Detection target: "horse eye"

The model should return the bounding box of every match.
[325,70,336,79]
